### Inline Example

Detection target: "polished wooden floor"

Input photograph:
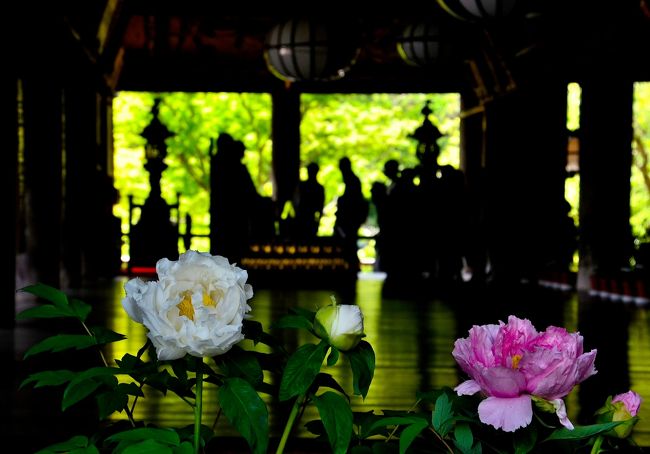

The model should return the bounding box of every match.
[6,272,650,452]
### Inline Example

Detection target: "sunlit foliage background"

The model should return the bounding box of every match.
[113,87,650,263]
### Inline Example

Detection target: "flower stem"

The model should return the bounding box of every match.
[194,357,204,454]
[590,435,604,454]
[276,394,306,454]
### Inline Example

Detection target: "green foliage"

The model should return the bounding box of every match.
[17,283,377,454]
[112,92,461,251]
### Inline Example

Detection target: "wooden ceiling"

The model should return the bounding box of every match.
[15,1,650,94]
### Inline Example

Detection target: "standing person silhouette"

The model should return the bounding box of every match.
[293,162,325,240]
[210,133,259,264]
[334,157,369,274]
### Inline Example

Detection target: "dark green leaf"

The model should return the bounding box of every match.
[368,415,428,435]
[242,319,284,351]
[272,314,314,331]
[312,373,348,399]
[514,426,537,454]
[171,358,189,383]
[19,283,69,308]
[16,305,76,320]
[218,377,269,454]
[97,383,135,419]
[172,441,194,454]
[544,421,624,441]
[106,427,181,445]
[454,422,474,453]
[279,340,329,401]
[216,347,263,386]
[122,439,174,453]
[350,446,373,454]
[69,446,100,454]
[62,367,122,411]
[20,370,75,389]
[398,419,428,454]
[68,298,92,321]
[327,346,339,366]
[289,306,316,322]
[347,341,375,399]
[91,326,127,344]
[24,334,97,359]
[432,393,454,437]
[314,391,353,454]
[34,435,88,453]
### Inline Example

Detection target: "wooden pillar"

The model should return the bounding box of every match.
[482,82,567,282]
[578,79,633,286]
[22,77,64,289]
[63,77,99,286]
[460,91,488,279]
[1,78,19,328]
[271,86,301,208]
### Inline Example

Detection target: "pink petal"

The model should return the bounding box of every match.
[455,380,482,396]
[551,398,574,430]
[478,395,533,432]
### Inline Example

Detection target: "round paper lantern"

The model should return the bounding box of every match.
[264,18,360,82]
[437,0,519,21]
[397,23,443,67]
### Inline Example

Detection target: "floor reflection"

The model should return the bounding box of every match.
[11,273,650,450]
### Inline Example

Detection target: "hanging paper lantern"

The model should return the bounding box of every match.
[397,22,444,67]
[437,0,519,21]
[264,18,360,82]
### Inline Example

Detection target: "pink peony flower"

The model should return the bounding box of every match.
[595,390,643,438]
[612,390,643,417]
[452,315,597,432]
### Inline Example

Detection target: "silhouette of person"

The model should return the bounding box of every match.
[334,157,368,268]
[210,133,259,263]
[293,162,325,240]
[372,159,401,273]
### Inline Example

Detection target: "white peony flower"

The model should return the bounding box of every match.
[313,303,365,351]
[122,250,253,360]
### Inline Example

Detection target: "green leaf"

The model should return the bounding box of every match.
[70,446,100,454]
[91,326,127,344]
[62,367,122,411]
[122,439,174,453]
[432,393,454,437]
[216,347,264,387]
[218,377,269,454]
[347,340,375,399]
[34,435,89,453]
[96,387,129,420]
[24,334,97,358]
[19,283,69,308]
[16,305,75,320]
[272,314,314,331]
[327,346,339,366]
[289,306,316,322]
[314,391,353,454]
[172,441,194,454]
[368,415,428,435]
[454,422,474,453]
[68,298,92,321]
[242,319,284,351]
[544,421,624,441]
[398,419,428,454]
[279,340,329,401]
[20,370,75,389]
[313,373,349,398]
[106,427,181,446]
[514,426,537,454]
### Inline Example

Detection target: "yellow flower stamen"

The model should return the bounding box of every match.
[512,354,522,369]
[177,291,195,321]
[203,289,223,308]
